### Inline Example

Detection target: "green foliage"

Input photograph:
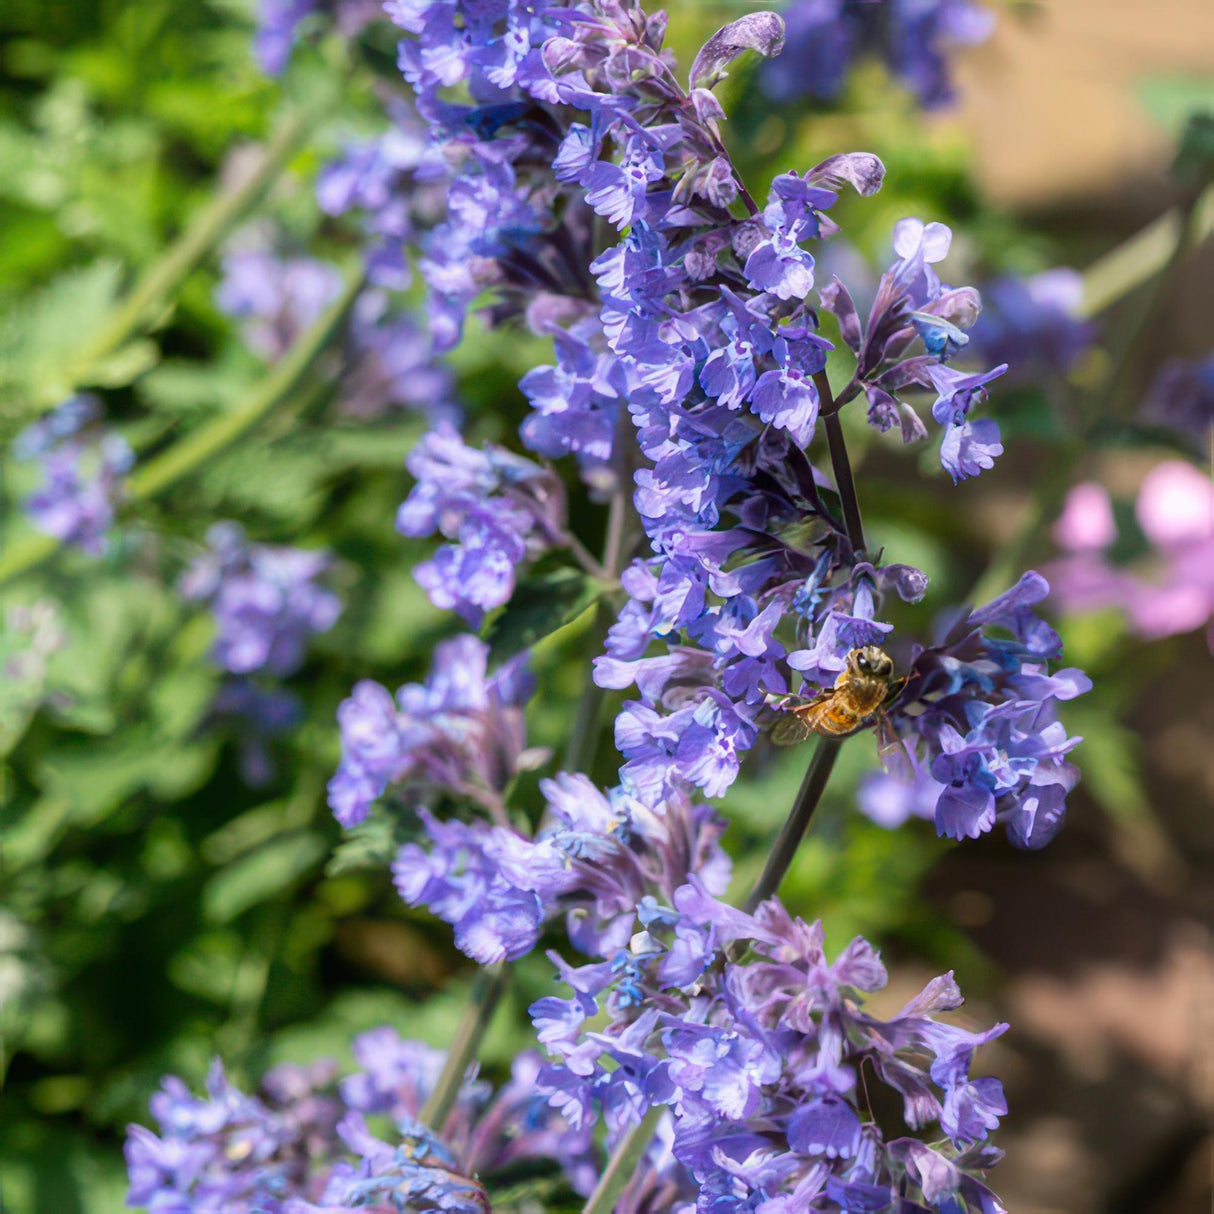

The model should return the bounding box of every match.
[485,560,604,663]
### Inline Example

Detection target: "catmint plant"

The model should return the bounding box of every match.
[126,4,1094,1213]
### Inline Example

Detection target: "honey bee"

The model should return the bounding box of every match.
[768,645,905,746]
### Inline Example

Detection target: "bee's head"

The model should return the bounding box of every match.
[849,646,894,679]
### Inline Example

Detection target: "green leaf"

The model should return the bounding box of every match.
[0,260,125,424]
[325,813,397,876]
[484,565,601,662]
[82,337,160,389]
[202,830,328,923]
[138,357,250,421]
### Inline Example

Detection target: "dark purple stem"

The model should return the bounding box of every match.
[816,372,866,554]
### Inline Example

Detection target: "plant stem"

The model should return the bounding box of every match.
[743,737,842,912]
[816,374,865,553]
[0,267,365,588]
[420,961,509,1133]
[129,269,364,497]
[70,109,315,382]
[580,1104,667,1214]
[562,597,615,776]
[562,453,636,775]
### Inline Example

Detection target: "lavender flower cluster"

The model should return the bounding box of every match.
[127,3,1095,1211]
[14,395,133,555]
[180,521,341,677]
[127,1027,594,1212]
[533,887,1008,1213]
[761,0,995,109]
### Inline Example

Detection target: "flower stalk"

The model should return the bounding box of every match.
[419,961,510,1133]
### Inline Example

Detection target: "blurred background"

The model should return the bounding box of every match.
[0,1,1211,1211]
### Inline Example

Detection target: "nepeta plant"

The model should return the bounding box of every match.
[125,3,1093,1212]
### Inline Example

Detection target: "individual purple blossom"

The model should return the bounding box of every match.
[761,0,996,109]
[180,522,341,677]
[327,633,536,827]
[14,396,133,555]
[397,424,569,626]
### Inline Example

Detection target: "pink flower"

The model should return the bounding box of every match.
[1047,460,1214,644]
[1053,482,1116,552]
[1135,459,1213,547]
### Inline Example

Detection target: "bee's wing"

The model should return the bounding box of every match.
[770,710,814,746]
[875,710,915,780]
[769,696,827,746]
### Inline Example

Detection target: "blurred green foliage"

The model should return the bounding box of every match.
[0,3,1186,1211]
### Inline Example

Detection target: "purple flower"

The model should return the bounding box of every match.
[744,230,817,301]
[1142,353,1214,450]
[583,142,666,230]
[215,243,343,360]
[939,416,1004,482]
[126,1027,593,1213]
[877,571,1090,847]
[180,522,341,677]
[339,290,456,420]
[762,0,995,109]
[211,680,303,787]
[968,268,1095,382]
[531,889,1008,1210]
[397,425,566,627]
[327,634,534,827]
[751,367,820,445]
[255,0,317,74]
[393,810,576,963]
[15,396,132,555]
